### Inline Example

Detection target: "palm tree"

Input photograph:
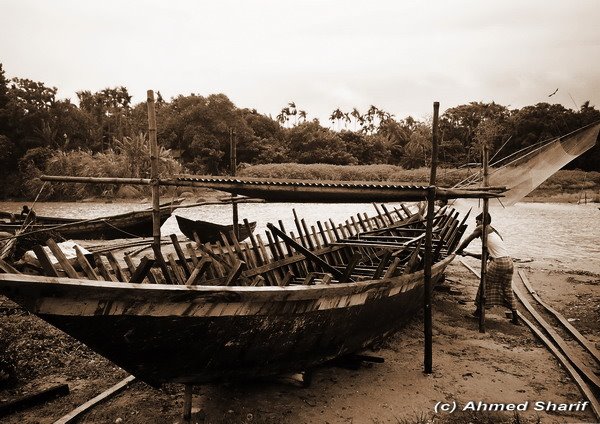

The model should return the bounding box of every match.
[350,108,362,131]
[330,108,344,130]
[298,110,307,123]
[343,112,351,129]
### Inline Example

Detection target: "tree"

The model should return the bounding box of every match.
[287,121,356,164]
[76,86,133,150]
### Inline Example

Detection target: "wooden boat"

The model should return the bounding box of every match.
[175,215,256,243]
[0,204,466,386]
[0,201,182,240]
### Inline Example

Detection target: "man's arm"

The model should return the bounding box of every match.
[454,225,482,255]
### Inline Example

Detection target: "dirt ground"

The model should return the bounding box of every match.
[1,258,599,424]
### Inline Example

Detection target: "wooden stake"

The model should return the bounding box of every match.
[230,128,240,239]
[479,145,489,333]
[423,101,439,374]
[147,90,162,258]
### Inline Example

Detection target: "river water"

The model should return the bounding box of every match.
[1,200,598,273]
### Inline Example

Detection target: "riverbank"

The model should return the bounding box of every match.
[1,257,598,423]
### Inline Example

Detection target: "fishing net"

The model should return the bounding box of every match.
[461,122,600,206]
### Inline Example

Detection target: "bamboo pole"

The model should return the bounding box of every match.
[423,101,439,374]
[147,90,161,256]
[230,128,239,239]
[479,145,489,333]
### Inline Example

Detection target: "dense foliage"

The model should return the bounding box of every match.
[1,63,599,199]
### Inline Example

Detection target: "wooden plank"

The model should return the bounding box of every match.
[310,226,322,250]
[129,257,152,284]
[400,203,413,218]
[219,233,239,265]
[257,234,279,285]
[316,221,329,246]
[251,275,266,286]
[0,383,69,418]
[185,243,199,266]
[75,246,100,280]
[321,273,333,285]
[106,251,127,282]
[350,216,362,233]
[372,203,389,226]
[53,376,135,424]
[403,241,422,274]
[147,269,160,284]
[123,254,136,275]
[292,209,308,248]
[518,270,600,364]
[151,243,174,284]
[264,231,281,261]
[224,260,245,286]
[267,224,348,281]
[356,214,368,232]
[0,257,20,274]
[280,270,295,286]
[303,272,317,285]
[393,207,404,220]
[340,252,362,283]
[383,257,402,278]
[373,250,392,279]
[185,257,212,286]
[167,253,186,285]
[229,229,247,261]
[244,218,264,265]
[170,234,191,277]
[300,219,315,250]
[362,213,374,230]
[94,254,117,282]
[32,245,59,277]
[328,219,341,241]
[46,239,79,279]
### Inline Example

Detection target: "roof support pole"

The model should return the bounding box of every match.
[424,101,440,374]
[147,90,161,256]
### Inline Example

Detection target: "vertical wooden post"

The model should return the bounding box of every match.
[147,90,161,255]
[479,145,489,333]
[230,128,239,239]
[182,384,193,420]
[423,101,439,374]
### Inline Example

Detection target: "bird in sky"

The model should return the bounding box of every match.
[548,88,559,97]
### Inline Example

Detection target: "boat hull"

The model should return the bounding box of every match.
[0,255,453,385]
[0,209,172,240]
[175,215,256,243]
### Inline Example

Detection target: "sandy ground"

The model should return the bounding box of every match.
[1,258,599,424]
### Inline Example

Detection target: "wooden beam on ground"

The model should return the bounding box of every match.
[518,270,600,363]
[0,383,69,418]
[53,376,135,424]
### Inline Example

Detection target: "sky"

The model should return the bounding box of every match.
[2,0,599,125]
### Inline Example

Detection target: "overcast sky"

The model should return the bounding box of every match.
[2,0,599,124]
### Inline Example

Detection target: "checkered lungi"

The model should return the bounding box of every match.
[475,256,516,310]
